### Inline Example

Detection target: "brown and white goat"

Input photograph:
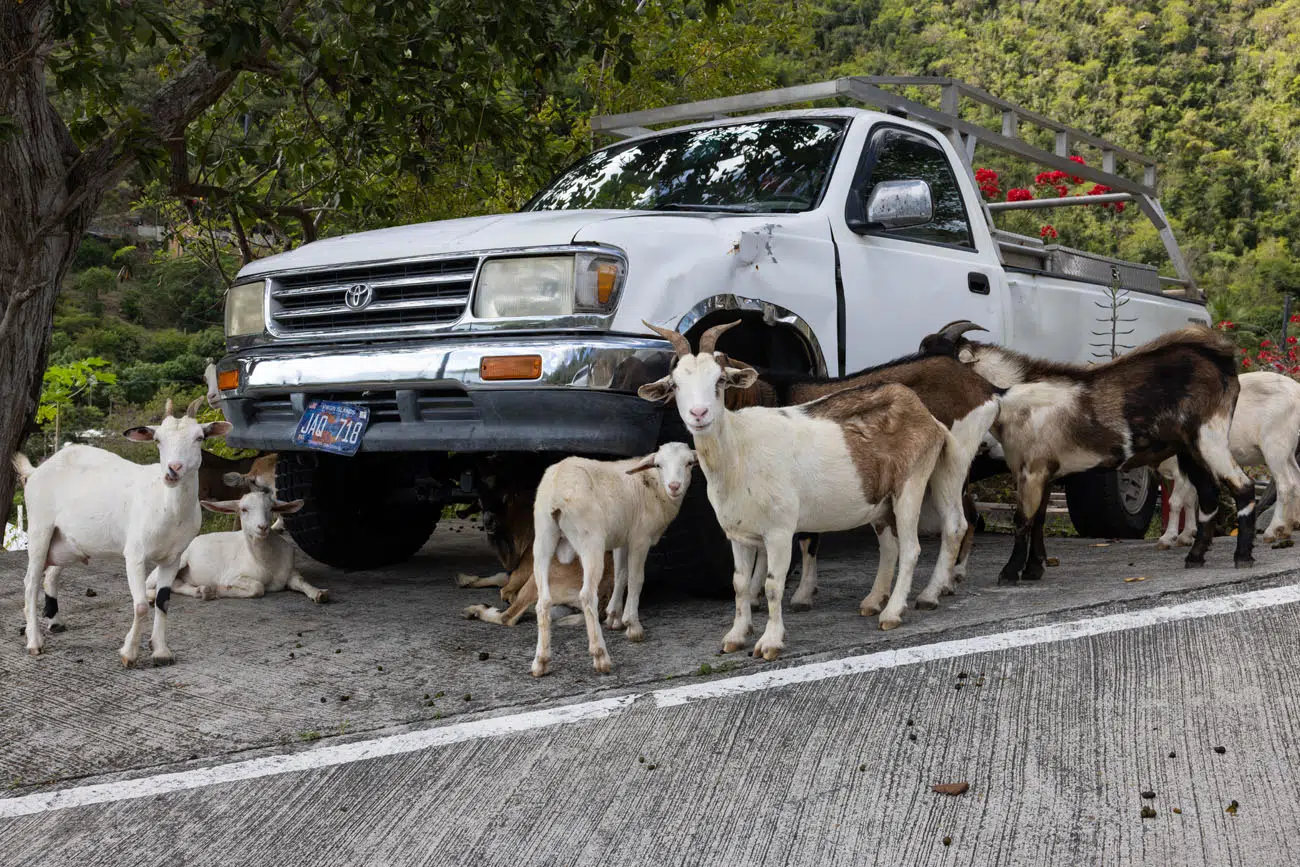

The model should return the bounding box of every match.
[728,338,1002,609]
[638,320,997,658]
[923,320,1256,581]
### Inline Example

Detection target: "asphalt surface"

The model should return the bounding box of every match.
[2,522,1300,865]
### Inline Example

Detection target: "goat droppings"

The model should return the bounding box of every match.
[942,837,952,847]
[85,588,98,598]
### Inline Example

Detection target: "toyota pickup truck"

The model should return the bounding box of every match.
[212,78,1209,579]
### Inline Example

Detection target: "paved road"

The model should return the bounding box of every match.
[2,523,1299,865]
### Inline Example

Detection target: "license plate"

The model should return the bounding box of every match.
[292,400,369,456]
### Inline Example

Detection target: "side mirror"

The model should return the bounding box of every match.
[849,179,934,233]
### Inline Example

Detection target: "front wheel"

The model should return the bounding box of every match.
[276,452,438,571]
[1064,466,1159,539]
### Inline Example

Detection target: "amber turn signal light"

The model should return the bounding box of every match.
[480,355,542,381]
[596,263,619,304]
[217,369,239,391]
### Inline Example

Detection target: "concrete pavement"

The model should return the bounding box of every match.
[2,523,1300,864]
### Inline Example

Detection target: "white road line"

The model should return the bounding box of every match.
[3,581,1299,819]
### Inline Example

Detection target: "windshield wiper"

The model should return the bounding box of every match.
[654,202,759,213]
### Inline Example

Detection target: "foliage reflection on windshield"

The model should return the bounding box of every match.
[526,119,846,214]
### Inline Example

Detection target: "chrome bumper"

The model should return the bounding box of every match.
[215,336,676,455]
[219,335,674,397]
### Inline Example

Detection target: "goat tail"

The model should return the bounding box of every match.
[10,453,36,485]
[532,506,566,571]
[943,396,1002,479]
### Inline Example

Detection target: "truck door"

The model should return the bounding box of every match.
[831,124,1003,370]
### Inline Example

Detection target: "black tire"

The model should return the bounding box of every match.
[646,413,734,599]
[276,452,438,571]
[1064,466,1159,539]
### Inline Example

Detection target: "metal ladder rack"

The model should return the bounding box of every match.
[591,77,1198,296]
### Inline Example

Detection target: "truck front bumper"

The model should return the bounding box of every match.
[216,336,675,455]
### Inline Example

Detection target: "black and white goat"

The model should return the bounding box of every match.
[638,320,999,659]
[923,320,1256,582]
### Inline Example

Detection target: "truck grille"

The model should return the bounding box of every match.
[267,257,478,336]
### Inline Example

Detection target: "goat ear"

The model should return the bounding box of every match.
[957,347,975,364]
[221,471,250,489]
[722,366,759,389]
[625,454,657,475]
[637,376,675,402]
[123,426,156,442]
[272,499,305,514]
[200,499,240,514]
[201,421,233,438]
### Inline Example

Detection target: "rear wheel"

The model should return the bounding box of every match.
[1064,466,1159,539]
[276,452,438,571]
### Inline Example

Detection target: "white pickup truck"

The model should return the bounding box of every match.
[213,78,1209,579]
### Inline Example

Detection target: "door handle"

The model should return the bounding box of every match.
[968,272,991,295]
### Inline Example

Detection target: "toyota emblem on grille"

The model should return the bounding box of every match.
[344,283,374,310]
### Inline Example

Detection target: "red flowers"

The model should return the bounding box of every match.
[1007,188,1034,202]
[1039,225,1058,240]
[1068,155,1086,184]
[1086,184,1112,196]
[1288,336,1298,346]
[1216,320,1237,330]
[1242,356,1253,368]
[1291,314,1300,324]
[1035,170,1069,185]
[975,168,1001,199]
[1261,339,1273,348]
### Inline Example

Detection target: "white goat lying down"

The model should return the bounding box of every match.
[146,479,327,603]
[530,442,696,677]
[637,320,999,661]
[12,398,230,665]
[1157,370,1300,548]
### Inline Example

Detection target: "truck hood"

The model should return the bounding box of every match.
[235,210,633,278]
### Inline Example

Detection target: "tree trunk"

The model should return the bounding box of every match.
[1,2,105,524]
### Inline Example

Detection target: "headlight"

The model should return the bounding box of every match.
[473,253,624,319]
[225,280,266,337]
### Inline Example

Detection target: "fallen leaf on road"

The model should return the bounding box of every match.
[1091,543,1111,547]
[1046,558,1060,567]
[1272,539,1295,550]
[932,782,969,796]
[1230,529,1238,537]
[1226,800,1239,815]
[1124,576,1150,583]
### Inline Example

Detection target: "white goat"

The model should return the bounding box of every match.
[12,399,231,665]
[637,320,999,660]
[203,360,223,411]
[1156,370,1300,548]
[530,442,696,677]
[145,482,324,603]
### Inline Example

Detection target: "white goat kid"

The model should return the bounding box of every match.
[12,399,230,664]
[1156,370,1300,548]
[638,321,988,660]
[530,442,696,677]
[146,484,325,602]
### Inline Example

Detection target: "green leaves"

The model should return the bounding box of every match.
[36,358,117,426]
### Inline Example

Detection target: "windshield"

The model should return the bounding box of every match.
[525,119,847,214]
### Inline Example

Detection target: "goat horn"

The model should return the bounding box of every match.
[698,319,742,355]
[163,398,174,418]
[642,320,692,357]
[937,320,988,342]
[186,397,203,418]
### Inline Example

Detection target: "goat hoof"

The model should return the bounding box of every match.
[1155,540,1173,551]
[461,605,484,620]
[1021,568,1044,582]
[314,590,330,604]
[48,622,67,634]
[607,616,625,631]
[27,645,43,657]
[754,644,782,661]
[591,651,611,674]
[997,575,1020,586]
[915,597,939,611]
[120,654,136,668]
[722,640,746,654]
[626,625,645,643]
[790,599,813,612]
[152,652,175,667]
[879,616,901,631]
[859,600,884,617]
[530,657,549,678]
[1183,556,1206,569]
[1234,555,1256,569]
